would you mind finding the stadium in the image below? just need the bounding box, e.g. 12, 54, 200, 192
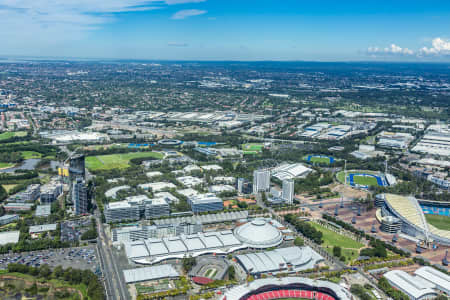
220, 277, 351, 300
336, 170, 396, 189
304, 155, 335, 164
380, 194, 450, 246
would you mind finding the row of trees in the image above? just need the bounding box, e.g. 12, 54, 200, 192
284, 214, 323, 244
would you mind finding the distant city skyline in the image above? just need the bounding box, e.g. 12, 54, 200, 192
1, 0, 450, 61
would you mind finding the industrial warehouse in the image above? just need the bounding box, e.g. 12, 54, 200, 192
235, 246, 324, 275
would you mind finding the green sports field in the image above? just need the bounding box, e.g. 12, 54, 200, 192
351, 175, 379, 186
336, 170, 381, 187
86, 152, 163, 170
242, 143, 263, 154
303, 155, 332, 164
425, 214, 450, 231
0, 131, 27, 140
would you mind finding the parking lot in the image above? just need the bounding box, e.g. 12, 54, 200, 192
0, 246, 99, 272
61, 218, 92, 242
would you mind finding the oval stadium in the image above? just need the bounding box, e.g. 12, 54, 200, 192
220, 277, 351, 300
380, 193, 450, 246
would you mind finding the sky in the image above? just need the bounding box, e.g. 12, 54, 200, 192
1, 0, 450, 61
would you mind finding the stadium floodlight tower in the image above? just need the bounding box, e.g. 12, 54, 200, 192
371, 222, 377, 233
385, 159, 388, 175
443, 250, 449, 266
392, 234, 398, 243
344, 160, 347, 185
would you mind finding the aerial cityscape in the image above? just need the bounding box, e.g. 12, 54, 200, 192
0, 1, 449, 300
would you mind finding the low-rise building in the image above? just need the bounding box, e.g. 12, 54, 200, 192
138, 182, 176, 192
0, 214, 18, 225
4, 202, 33, 211
188, 193, 223, 213
35, 204, 51, 217
177, 176, 204, 187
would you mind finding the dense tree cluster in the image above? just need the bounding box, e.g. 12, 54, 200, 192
7, 263, 105, 300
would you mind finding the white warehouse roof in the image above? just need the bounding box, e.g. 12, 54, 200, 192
414, 266, 450, 295
384, 270, 437, 300
271, 163, 312, 180
123, 264, 179, 283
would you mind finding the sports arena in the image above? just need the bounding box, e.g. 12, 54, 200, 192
380, 194, 450, 246
304, 155, 335, 164
220, 277, 351, 300
337, 170, 396, 189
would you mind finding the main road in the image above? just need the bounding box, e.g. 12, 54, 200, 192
96, 210, 129, 300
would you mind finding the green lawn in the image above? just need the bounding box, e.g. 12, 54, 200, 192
20, 151, 42, 159
309, 222, 364, 262
0, 162, 15, 169
0, 131, 27, 140
425, 214, 450, 231
242, 143, 263, 154
86, 152, 163, 170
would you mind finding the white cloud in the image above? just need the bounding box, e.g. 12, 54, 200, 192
171, 9, 206, 19
419, 38, 450, 56
367, 44, 414, 56
0, 0, 207, 51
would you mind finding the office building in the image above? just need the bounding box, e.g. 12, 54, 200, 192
282, 179, 294, 204
112, 222, 203, 243
69, 154, 85, 180
40, 182, 63, 203
144, 198, 170, 219
20, 184, 41, 202
188, 193, 223, 213
253, 169, 270, 194
237, 177, 244, 194
104, 201, 140, 223
73, 178, 88, 215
